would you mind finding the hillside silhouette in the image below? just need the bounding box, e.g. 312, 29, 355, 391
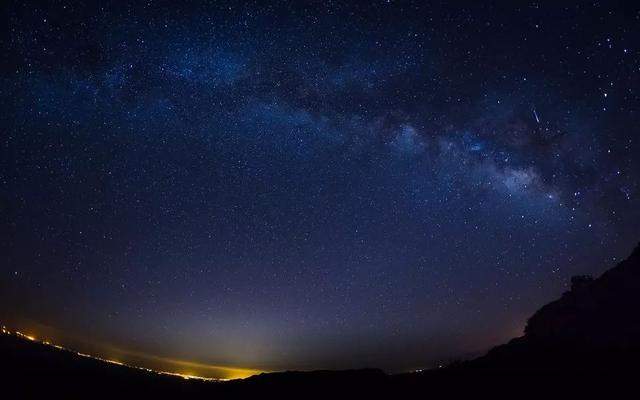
461, 242, 640, 373
3, 243, 640, 398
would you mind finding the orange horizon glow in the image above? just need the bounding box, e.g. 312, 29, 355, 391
3, 326, 264, 381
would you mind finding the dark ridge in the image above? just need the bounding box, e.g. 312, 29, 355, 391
525, 242, 640, 343
461, 242, 640, 373
3, 243, 640, 398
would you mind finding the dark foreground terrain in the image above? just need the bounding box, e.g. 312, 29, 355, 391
3, 243, 640, 398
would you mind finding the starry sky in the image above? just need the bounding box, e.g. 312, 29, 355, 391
1, 1, 639, 376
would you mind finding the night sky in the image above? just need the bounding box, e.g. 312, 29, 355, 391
1, 1, 639, 377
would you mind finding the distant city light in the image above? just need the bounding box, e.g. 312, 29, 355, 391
2, 325, 258, 381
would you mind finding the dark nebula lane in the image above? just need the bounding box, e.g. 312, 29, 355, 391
1, 1, 639, 374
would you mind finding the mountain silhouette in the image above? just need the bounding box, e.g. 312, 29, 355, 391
2, 243, 640, 398
461, 242, 640, 373
525, 243, 640, 346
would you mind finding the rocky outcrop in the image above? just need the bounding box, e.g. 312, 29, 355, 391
524, 243, 640, 347
468, 242, 640, 371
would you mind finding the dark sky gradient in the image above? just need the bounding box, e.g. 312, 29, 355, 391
1, 1, 639, 374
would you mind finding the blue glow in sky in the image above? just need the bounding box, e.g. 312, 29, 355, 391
1, 1, 639, 373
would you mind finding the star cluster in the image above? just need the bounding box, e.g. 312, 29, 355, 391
1, 1, 639, 372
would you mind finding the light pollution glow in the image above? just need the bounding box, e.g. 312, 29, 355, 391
2, 325, 263, 380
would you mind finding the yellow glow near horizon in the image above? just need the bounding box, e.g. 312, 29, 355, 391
2, 326, 263, 381
15, 331, 37, 341
155, 357, 263, 380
